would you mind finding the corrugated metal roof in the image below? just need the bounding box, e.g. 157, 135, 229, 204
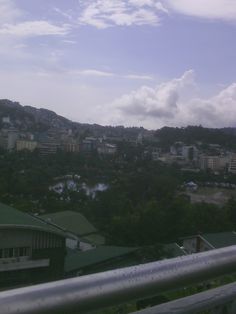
202, 232, 236, 249
164, 243, 186, 257
65, 246, 138, 273
81, 233, 105, 246
0, 202, 65, 236
41, 210, 97, 236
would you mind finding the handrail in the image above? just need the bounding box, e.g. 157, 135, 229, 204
1, 245, 236, 313
133, 281, 236, 314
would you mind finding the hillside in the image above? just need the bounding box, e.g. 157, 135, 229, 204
0, 99, 72, 131
155, 126, 236, 149
0, 99, 148, 138
1, 99, 236, 146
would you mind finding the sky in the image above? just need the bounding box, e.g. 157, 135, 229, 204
1, 0, 236, 129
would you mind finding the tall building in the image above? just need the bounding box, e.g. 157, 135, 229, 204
200, 155, 228, 171
0, 128, 19, 151
229, 155, 236, 174
37, 135, 60, 155
182, 145, 198, 162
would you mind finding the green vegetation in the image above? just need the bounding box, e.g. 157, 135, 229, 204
155, 125, 236, 149
0, 148, 236, 248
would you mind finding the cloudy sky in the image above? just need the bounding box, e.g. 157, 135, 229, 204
1, 0, 236, 129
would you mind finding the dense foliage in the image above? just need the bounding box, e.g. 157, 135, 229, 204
155, 126, 236, 149
1, 148, 236, 247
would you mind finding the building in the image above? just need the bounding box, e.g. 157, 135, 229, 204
184, 181, 198, 192
41, 210, 105, 251
182, 145, 198, 162
63, 142, 79, 153
0, 128, 19, 151
97, 143, 117, 155
136, 133, 143, 145
2, 117, 10, 124
152, 151, 159, 161
163, 243, 186, 258
16, 139, 38, 152
61, 138, 80, 153
37, 135, 60, 155
182, 232, 236, 254
199, 155, 227, 171
81, 137, 98, 152
0, 203, 66, 288
228, 155, 236, 174
157, 154, 185, 165
65, 245, 138, 276
170, 142, 184, 156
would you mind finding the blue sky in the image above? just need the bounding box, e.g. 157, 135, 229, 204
1, 0, 236, 129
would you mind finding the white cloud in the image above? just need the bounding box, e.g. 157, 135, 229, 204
54, 7, 73, 21
129, 0, 168, 13
78, 0, 167, 28
0, 69, 116, 124
77, 69, 115, 77
13, 43, 27, 49
0, 21, 70, 37
165, 0, 236, 21
69, 69, 154, 80
113, 70, 194, 121
0, 0, 22, 24
3, 65, 236, 129
188, 83, 236, 127
62, 40, 77, 44
0, 1, 71, 40
107, 70, 236, 129
129, 0, 155, 6
125, 74, 153, 80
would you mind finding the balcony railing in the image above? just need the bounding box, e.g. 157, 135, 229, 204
1, 245, 236, 314
133, 281, 236, 314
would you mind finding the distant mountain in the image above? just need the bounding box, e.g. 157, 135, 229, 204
0, 99, 148, 138
155, 126, 236, 148
3, 99, 234, 145
0, 99, 73, 132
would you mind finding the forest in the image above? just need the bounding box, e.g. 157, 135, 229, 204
1, 146, 236, 248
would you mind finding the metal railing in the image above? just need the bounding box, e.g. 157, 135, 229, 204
1, 245, 236, 314
133, 281, 236, 314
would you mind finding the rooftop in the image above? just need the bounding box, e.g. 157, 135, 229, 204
81, 233, 105, 246
41, 210, 97, 236
163, 243, 186, 257
202, 232, 236, 249
0, 202, 65, 236
65, 245, 138, 273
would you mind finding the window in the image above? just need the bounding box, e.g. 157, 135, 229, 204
0, 247, 30, 259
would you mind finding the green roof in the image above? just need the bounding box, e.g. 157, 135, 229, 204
41, 210, 97, 236
163, 243, 186, 258
0, 202, 65, 236
81, 233, 105, 246
202, 232, 236, 249
65, 246, 137, 273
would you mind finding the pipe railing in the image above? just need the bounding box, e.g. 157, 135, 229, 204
1, 245, 236, 314
133, 281, 236, 314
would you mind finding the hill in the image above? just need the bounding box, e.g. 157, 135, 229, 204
0, 99, 147, 139
0, 99, 72, 131
1, 99, 236, 146
155, 126, 236, 149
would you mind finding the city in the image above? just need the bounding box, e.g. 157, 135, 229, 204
1, 0, 236, 313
